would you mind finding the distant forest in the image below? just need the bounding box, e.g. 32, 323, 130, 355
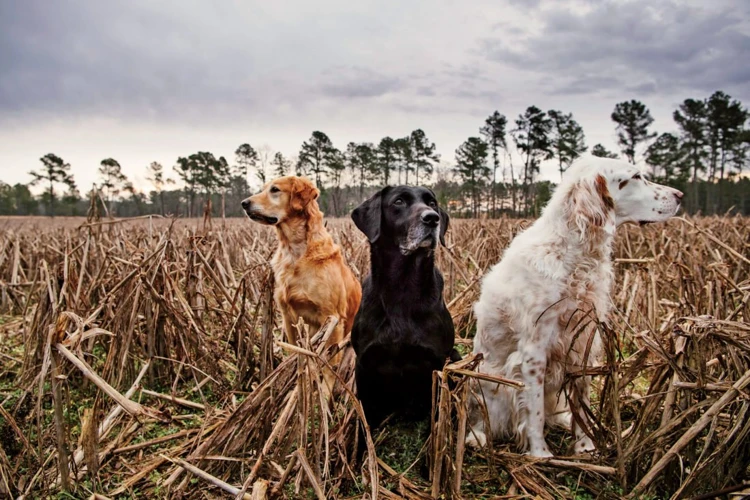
2, 90, 749, 219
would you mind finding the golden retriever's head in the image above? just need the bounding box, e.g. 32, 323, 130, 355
241, 176, 319, 225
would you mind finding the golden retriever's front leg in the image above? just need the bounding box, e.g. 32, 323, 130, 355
280, 304, 299, 345
320, 318, 345, 403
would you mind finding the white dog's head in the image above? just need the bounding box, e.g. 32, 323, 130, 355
559, 156, 683, 234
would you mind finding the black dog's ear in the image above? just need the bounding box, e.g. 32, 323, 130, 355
438, 207, 450, 246
352, 189, 386, 243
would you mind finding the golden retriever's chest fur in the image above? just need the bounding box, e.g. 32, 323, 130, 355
272, 249, 323, 327
244, 175, 361, 398
271, 222, 361, 338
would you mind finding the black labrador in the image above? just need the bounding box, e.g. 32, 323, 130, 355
351, 186, 461, 457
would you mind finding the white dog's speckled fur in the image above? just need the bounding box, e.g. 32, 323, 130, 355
466, 156, 683, 457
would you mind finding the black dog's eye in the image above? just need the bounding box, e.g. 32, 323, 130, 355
428, 200, 437, 208
394, 198, 404, 206
632, 173, 642, 180
270, 186, 280, 193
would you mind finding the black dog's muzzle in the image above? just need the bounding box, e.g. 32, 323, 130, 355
421, 209, 439, 227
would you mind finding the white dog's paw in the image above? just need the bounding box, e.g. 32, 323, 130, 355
573, 436, 596, 454
525, 446, 554, 458
548, 410, 573, 430
465, 430, 487, 449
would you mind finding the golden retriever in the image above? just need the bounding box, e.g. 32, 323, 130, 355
242, 176, 362, 394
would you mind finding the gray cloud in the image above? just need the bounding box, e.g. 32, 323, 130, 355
319, 66, 403, 99
480, 0, 750, 99
550, 76, 623, 96
0, 1, 385, 122
0, 0, 749, 189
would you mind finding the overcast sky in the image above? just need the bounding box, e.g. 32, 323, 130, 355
1, 0, 749, 192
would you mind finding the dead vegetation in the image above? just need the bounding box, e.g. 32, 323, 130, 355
0, 214, 748, 499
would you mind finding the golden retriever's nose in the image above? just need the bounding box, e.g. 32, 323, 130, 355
421, 210, 440, 227
241, 199, 251, 210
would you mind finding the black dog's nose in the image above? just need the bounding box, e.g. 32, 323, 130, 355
241, 199, 251, 210
421, 210, 439, 227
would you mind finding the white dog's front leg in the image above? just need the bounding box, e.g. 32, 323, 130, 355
572, 376, 596, 454
520, 343, 553, 458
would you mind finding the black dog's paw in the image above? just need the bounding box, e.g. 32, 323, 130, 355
419, 456, 431, 481
449, 347, 462, 363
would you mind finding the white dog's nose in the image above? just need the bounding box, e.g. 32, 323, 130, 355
673, 190, 684, 202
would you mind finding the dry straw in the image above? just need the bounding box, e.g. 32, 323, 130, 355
0, 214, 748, 498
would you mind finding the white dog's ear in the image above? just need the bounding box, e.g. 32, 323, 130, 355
569, 174, 615, 235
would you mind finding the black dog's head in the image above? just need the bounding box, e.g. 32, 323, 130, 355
352, 186, 450, 255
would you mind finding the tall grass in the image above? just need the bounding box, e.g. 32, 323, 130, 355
0, 215, 747, 498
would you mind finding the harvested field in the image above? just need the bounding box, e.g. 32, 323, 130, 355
0, 215, 748, 499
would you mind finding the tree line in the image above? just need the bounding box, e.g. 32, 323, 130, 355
1, 90, 749, 219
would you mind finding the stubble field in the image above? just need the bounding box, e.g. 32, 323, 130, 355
0, 214, 748, 499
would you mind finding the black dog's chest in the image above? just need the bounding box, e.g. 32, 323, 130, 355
352, 291, 453, 358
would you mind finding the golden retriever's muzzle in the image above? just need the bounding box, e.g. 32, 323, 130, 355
241, 199, 278, 225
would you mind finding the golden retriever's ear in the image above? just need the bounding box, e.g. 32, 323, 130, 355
352, 188, 386, 243
290, 177, 319, 212
569, 174, 614, 234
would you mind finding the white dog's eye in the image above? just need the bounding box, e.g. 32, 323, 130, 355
632, 173, 642, 180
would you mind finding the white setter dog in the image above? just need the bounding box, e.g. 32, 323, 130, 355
466, 156, 683, 457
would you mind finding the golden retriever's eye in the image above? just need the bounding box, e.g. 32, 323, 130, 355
394, 198, 404, 206
632, 173, 642, 180
270, 186, 280, 193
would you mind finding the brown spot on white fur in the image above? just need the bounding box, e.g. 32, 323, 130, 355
467, 156, 683, 458
595, 175, 615, 211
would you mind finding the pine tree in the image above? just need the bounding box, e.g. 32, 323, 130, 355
99, 158, 129, 213
645, 133, 685, 183
376, 137, 398, 186
454, 137, 490, 217
480, 111, 508, 216
346, 142, 377, 199
674, 98, 707, 212
29, 154, 75, 217
548, 110, 587, 179
235, 143, 259, 190
146, 162, 174, 216
591, 144, 619, 159
394, 137, 414, 184
611, 100, 657, 163
512, 106, 552, 215
409, 129, 439, 184
298, 131, 336, 188
271, 152, 291, 178
705, 91, 748, 182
